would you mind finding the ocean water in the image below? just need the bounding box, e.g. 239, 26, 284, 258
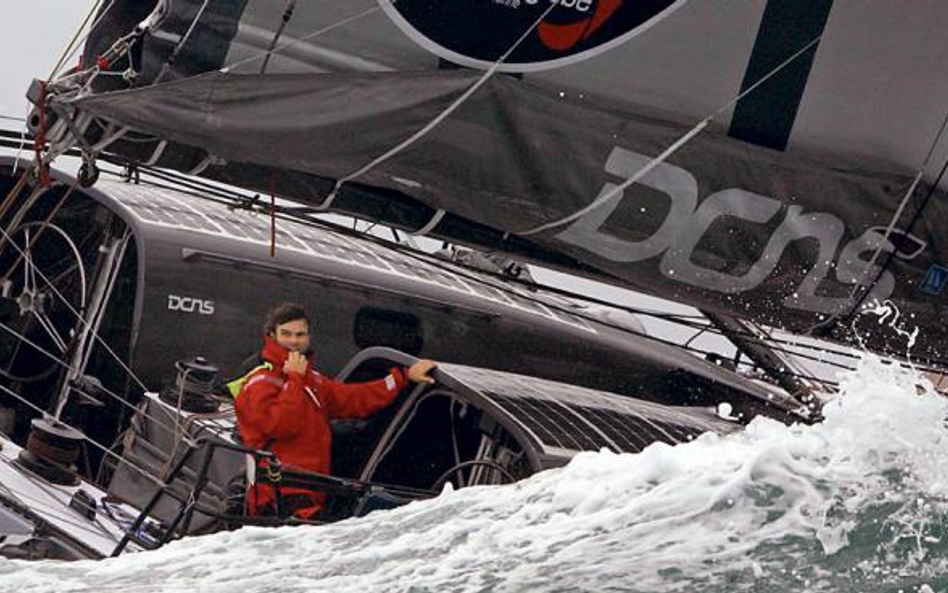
0, 354, 945, 593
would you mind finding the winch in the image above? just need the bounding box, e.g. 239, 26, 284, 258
15, 418, 84, 486
157, 356, 222, 413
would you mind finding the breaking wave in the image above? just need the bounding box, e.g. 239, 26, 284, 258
1, 354, 946, 593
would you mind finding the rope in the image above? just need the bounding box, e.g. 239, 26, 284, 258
114, 164, 892, 378
47, 0, 104, 80
155, 0, 212, 84
0, 183, 45, 256
815, 104, 948, 332
0, 168, 33, 226
12, 106, 32, 173
159, 369, 194, 480
125, 179, 853, 387
55, 0, 119, 79
846, 144, 948, 322
412, 209, 446, 237
316, 1, 560, 211
117, 162, 918, 372
0, 456, 122, 543
0, 381, 167, 489
0, 320, 184, 440
0, 179, 81, 283
92, 159, 937, 378
0, 222, 151, 394
33, 82, 50, 188
260, 0, 297, 75
520, 120, 708, 235
519, 35, 823, 236
222, 6, 382, 73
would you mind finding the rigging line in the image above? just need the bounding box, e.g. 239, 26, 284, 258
12, 106, 32, 173
107, 163, 888, 371
683, 326, 709, 349
30, 310, 69, 354
127, 168, 857, 367
140, 181, 947, 373
48, 0, 104, 80
0, 223, 151, 395
366, 261, 856, 377
0, 184, 45, 256
382, 240, 862, 365
0, 382, 167, 489
260, 0, 297, 75
112, 177, 855, 380
0, 179, 81, 286
116, 167, 911, 370
154, 0, 213, 84
0, 168, 33, 227
56, 0, 120, 78
124, 165, 254, 205
0, 114, 26, 123
106, 174, 249, 217
316, 1, 561, 211
58, 232, 132, 420
13, 110, 35, 171
222, 5, 382, 72
134, 164, 258, 204
519, 34, 824, 236
809, 104, 948, 335
802, 172, 923, 338
0, 451, 122, 541
0, 463, 122, 543
0, 320, 185, 441
846, 143, 948, 323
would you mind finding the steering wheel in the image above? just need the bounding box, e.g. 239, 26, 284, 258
430, 459, 516, 491
0, 220, 88, 382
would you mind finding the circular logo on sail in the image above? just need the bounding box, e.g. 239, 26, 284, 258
379, 0, 688, 72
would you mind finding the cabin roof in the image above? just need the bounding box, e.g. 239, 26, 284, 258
93, 178, 599, 336
435, 362, 738, 456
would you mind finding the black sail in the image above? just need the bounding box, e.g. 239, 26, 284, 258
62, 0, 948, 365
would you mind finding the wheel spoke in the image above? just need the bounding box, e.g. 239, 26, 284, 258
31, 310, 68, 353
0, 221, 88, 382
20, 229, 31, 292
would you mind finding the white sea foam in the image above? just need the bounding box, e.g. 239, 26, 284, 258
1, 355, 946, 593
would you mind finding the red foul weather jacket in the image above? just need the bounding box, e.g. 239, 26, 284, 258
234, 336, 408, 519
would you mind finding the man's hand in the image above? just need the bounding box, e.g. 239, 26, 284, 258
284, 351, 308, 376
407, 359, 437, 385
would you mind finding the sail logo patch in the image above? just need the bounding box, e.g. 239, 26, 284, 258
379, 0, 688, 72
920, 265, 948, 295
555, 146, 900, 316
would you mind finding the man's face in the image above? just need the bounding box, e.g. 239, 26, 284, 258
272, 318, 310, 353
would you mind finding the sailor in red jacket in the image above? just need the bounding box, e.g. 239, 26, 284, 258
233, 303, 437, 520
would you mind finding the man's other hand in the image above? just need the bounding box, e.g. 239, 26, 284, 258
284, 351, 308, 376
408, 359, 438, 385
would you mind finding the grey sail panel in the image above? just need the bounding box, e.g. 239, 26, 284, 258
71, 70, 948, 363
95, 0, 948, 181
60, 1, 948, 363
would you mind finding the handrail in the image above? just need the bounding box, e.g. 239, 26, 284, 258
111, 435, 436, 556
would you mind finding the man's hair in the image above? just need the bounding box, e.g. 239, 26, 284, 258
264, 302, 310, 336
